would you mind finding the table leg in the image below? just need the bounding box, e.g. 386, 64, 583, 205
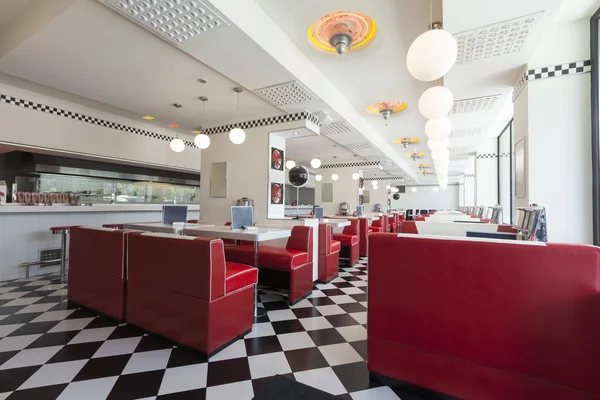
254, 241, 267, 320
51, 231, 68, 284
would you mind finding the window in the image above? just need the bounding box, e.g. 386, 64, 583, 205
497, 120, 514, 224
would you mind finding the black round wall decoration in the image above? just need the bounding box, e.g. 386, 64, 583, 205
289, 166, 309, 188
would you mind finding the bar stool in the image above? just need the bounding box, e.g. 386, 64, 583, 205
50, 225, 78, 283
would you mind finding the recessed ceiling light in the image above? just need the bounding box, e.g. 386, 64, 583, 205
197, 78, 207, 84
294, 131, 299, 135
142, 115, 154, 120
169, 123, 179, 128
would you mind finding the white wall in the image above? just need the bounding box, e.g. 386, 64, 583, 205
391, 185, 459, 210
314, 167, 359, 216
464, 157, 476, 206
476, 137, 499, 206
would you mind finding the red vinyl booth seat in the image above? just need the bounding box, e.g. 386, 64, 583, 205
368, 233, 600, 400
318, 224, 341, 283
370, 215, 389, 234
68, 227, 129, 321
358, 217, 370, 257
225, 226, 313, 304
333, 218, 360, 265
127, 233, 257, 355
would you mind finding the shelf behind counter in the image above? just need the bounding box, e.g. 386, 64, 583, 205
0, 204, 200, 213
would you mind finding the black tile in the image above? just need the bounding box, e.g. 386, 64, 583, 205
338, 303, 367, 313
292, 307, 321, 319
47, 301, 79, 311
342, 276, 363, 282
26, 330, 79, 349
350, 294, 367, 302
326, 314, 360, 328
107, 324, 146, 340
206, 358, 250, 387
333, 361, 379, 393
285, 347, 329, 372
244, 336, 283, 356
107, 370, 165, 400
0, 281, 28, 288
0, 312, 40, 324
157, 388, 207, 399
336, 394, 354, 400
73, 355, 131, 381
251, 373, 295, 396
8, 321, 59, 336
135, 334, 175, 352
350, 340, 367, 360
307, 297, 335, 307
306, 329, 346, 346
262, 301, 290, 311
0, 366, 41, 392
65, 309, 98, 320
271, 319, 305, 335
6, 383, 68, 400
84, 316, 119, 329
167, 347, 208, 368
0, 350, 19, 367
47, 342, 104, 363
34, 296, 67, 304
20, 290, 54, 298
331, 282, 354, 289
320, 288, 346, 297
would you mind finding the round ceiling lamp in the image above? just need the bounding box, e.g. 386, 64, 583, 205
386, 184, 391, 190
308, 11, 377, 55
431, 149, 450, 162
427, 137, 450, 152
433, 187, 440, 192
194, 133, 210, 149
367, 100, 407, 121
371, 180, 378, 186
406, 28, 458, 82
425, 117, 452, 139
352, 173, 360, 180
316, 174, 323, 182
418, 86, 454, 119
411, 187, 418, 193
373, 185, 379, 190
286, 160, 296, 170
229, 88, 246, 145
311, 158, 322, 169
332, 173, 339, 181
170, 138, 185, 153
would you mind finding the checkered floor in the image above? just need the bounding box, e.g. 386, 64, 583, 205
0, 258, 415, 400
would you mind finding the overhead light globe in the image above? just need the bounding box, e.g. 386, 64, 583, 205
332, 173, 339, 181
310, 158, 322, 169
378, 164, 384, 171
352, 173, 360, 180
373, 185, 379, 190
440, 182, 448, 190
371, 180, 378, 186
406, 29, 458, 82
386, 184, 391, 190
425, 117, 452, 139
194, 133, 210, 149
316, 174, 323, 182
286, 160, 296, 169
431, 149, 450, 161
411, 187, 417, 193
169, 138, 185, 153
418, 86, 454, 119
427, 137, 450, 152
229, 128, 246, 144
433, 187, 440, 192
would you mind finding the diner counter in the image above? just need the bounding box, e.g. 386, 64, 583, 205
0, 204, 200, 213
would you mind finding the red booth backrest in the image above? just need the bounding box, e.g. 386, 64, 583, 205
286, 226, 313, 261
369, 233, 600, 396
127, 233, 226, 301
319, 224, 332, 256
70, 227, 127, 279
342, 218, 359, 236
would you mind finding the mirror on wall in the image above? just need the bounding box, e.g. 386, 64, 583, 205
210, 162, 227, 198
321, 183, 333, 202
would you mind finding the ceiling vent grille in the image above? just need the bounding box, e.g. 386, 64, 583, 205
450, 128, 484, 138
345, 142, 374, 152
321, 121, 354, 135
363, 155, 388, 162
454, 12, 543, 64
100, 0, 229, 44
254, 81, 315, 107
451, 95, 500, 114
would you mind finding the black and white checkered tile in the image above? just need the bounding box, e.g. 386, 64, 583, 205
0, 258, 419, 400
513, 60, 591, 101
202, 112, 318, 135
476, 153, 497, 159
320, 162, 381, 169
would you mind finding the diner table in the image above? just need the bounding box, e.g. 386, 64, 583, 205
320, 219, 351, 228
182, 225, 292, 318
123, 222, 214, 234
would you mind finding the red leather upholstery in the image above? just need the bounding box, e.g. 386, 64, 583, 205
318, 224, 340, 283
390, 213, 400, 233
400, 221, 518, 236
187, 220, 198, 223
224, 226, 313, 304
498, 224, 518, 233
222, 222, 236, 246
400, 221, 418, 234
371, 215, 389, 234
368, 234, 600, 400
68, 227, 128, 321
127, 233, 257, 355
333, 218, 359, 265
415, 216, 426, 221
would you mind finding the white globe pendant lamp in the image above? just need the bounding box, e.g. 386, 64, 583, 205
386, 184, 391, 190
310, 158, 322, 169
229, 88, 246, 145
425, 117, 452, 139
194, 133, 211, 149
316, 174, 323, 182
371, 180, 378, 186
170, 137, 185, 153
352, 173, 360, 181
431, 149, 450, 162
332, 173, 339, 181
406, 29, 458, 82
418, 86, 454, 119
286, 160, 296, 170
427, 136, 450, 152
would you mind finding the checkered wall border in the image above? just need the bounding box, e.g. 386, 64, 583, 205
203, 111, 319, 135
465, 173, 475, 178
0, 93, 196, 148
320, 161, 380, 169
513, 60, 591, 101
477, 153, 498, 159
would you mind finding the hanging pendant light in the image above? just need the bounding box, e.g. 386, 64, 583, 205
352, 173, 360, 180
427, 136, 449, 152
170, 103, 185, 153
286, 160, 296, 170
418, 86, 454, 119
229, 88, 246, 145
316, 174, 323, 182
310, 158, 322, 169
332, 174, 339, 181
425, 117, 452, 139
194, 96, 211, 149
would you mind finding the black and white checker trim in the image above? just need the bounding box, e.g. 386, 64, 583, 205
320, 161, 380, 169
203, 111, 319, 135
513, 60, 591, 101
476, 153, 498, 159
465, 173, 475, 178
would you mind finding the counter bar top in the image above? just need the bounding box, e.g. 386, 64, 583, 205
0, 204, 200, 214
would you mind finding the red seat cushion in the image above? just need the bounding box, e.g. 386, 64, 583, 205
259, 247, 309, 271
224, 245, 255, 266
370, 227, 384, 233
225, 262, 258, 294
330, 240, 341, 253
368, 229, 373, 234
333, 233, 358, 246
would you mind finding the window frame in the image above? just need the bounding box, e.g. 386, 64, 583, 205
497, 119, 514, 224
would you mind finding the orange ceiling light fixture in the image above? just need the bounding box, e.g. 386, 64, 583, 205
367, 100, 407, 121
308, 11, 377, 55
394, 137, 420, 148
169, 123, 180, 128
415, 163, 430, 170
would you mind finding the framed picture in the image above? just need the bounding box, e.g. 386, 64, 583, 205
270, 182, 283, 204
515, 137, 527, 198
358, 177, 364, 189
271, 147, 284, 171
